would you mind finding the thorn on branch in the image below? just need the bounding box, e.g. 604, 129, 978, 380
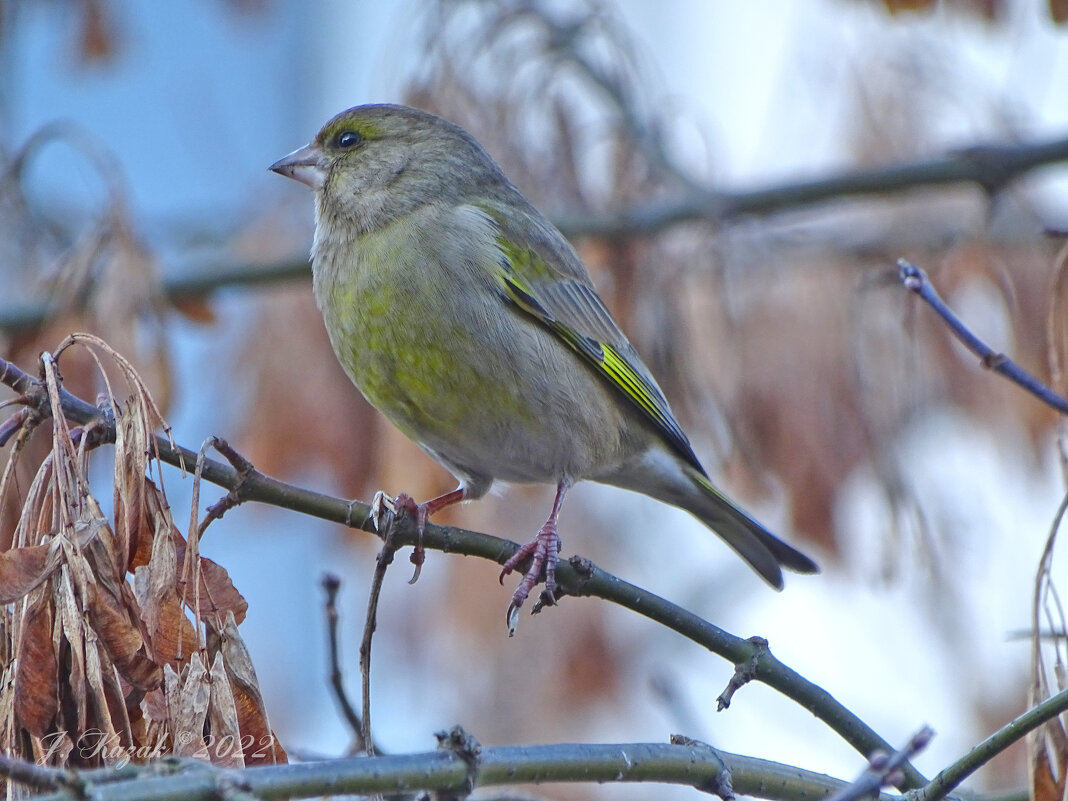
717, 637, 768, 711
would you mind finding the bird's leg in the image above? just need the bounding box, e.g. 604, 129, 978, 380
393, 487, 467, 584
500, 479, 571, 634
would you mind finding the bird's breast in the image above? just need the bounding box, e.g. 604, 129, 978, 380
311, 219, 634, 485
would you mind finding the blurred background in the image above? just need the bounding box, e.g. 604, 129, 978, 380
3, 0, 1068, 798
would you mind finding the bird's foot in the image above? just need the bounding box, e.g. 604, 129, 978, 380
500, 522, 561, 636
369, 488, 467, 585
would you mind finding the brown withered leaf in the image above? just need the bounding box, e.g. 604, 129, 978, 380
206, 651, 243, 767
1032, 736, 1065, 801
82, 634, 124, 765
80, 497, 126, 595
55, 565, 89, 733
13, 588, 58, 737
142, 687, 168, 727
85, 582, 161, 690
165, 657, 210, 760
1053, 0, 1068, 24
135, 577, 195, 670
134, 516, 197, 667
211, 613, 286, 765
94, 644, 137, 759
112, 390, 150, 572
79, 0, 117, 63
0, 544, 55, 604
141, 484, 247, 626
174, 547, 248, 627
171, 295, 216, 324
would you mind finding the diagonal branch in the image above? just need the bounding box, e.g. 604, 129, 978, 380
898, 259, 1068, 415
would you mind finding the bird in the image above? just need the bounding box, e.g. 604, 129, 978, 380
269, 103, 818, 631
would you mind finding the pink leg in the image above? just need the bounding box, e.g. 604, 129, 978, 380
395, 487, 466, 584
500, 480, 571, 632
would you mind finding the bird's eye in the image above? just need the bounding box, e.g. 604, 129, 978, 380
335, 130, 362, 149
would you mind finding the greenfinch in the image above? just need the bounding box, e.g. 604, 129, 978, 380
269, 104, 817, 630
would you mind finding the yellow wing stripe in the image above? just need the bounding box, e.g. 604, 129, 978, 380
496, 268, 702, 472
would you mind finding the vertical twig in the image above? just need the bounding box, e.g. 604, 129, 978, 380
359, 522, 404, 757
321, 574, 365, 753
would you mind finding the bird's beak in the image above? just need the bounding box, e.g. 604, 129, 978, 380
269, 143, 326, 190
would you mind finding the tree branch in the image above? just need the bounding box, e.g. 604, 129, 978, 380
3, 134, 1066, 336
12, 740, 891, 801
554, 135, 1068, 238
898, 258, 1068, 415
913, 686, 1068, 801
0, 352, 926, 789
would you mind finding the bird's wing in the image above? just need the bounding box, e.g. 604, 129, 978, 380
479, 202, 704, 474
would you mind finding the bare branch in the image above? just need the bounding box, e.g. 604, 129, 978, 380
1, 132, 1066, 337
914, 687, 1068, 801
898, 259, 1068, 415
827, 726, 935, 801
14, 740, 891, 801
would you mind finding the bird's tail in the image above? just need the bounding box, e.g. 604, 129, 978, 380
685, 469, 819, 589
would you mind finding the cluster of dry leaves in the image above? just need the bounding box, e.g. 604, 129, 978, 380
0, 335, 285, 782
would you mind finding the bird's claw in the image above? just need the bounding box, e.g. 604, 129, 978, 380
391, 493, 426, 584
367, 491, 426, 583
501, 525, 560, 636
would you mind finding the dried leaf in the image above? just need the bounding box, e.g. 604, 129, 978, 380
206, 652, 243, 767
171, 296, 216, 324
1032, 739, 1065, 801
212, 613, 286, 765
79, 0, 117, 63
13, 590, 58, 737
113, 382, 150, 570
134, 516, 197, 667
0, 544, 55, 604
83, 634, 123, 765
80, 498, 126, 591
56, 565, 89, 733
165, 657, 210, 759
1053, 0, 1068, 24
178, 552, 248, 627
85, 582, 161, 690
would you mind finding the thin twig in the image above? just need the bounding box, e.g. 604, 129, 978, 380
898, 259, 1068, 415
913, 686, 1068, 801
359, 518, 404, 757
320, 573, 365, 752
826, 726, 934, 801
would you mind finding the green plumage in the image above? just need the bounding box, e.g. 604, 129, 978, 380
270, 103, 818, 599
